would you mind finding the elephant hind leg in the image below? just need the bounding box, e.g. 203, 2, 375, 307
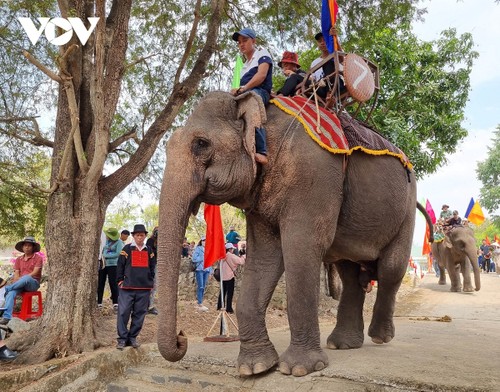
327, 260, 366, 349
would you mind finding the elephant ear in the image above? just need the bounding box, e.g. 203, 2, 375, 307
234, 91, 267, 176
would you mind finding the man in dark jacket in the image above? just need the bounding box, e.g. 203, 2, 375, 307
116, 224, 156, 350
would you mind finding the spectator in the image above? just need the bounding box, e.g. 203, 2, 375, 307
181, 237, 190, 258
231, 27, 273, 165
0, 236, 43, 325
440, 204, 452, 220
116, 224, 156, 350
146, 227, 158, 315
192, 236, 212, 312
479, 240, 491, 273
217, 243, 245, 314
276, 51, 306, 97
0, 336, 17, 361
238, 242, 247, 257
97, 228, 124, 312
188, 241, 196, 257
225, 226, 241, 250
120, 229, 131, 244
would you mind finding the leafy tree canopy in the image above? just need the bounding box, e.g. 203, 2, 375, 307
477, 127, 500, 226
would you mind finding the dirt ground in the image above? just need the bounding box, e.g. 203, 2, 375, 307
0, 276, 415, 373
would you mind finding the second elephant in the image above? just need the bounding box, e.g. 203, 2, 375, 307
431, 226, 480, 292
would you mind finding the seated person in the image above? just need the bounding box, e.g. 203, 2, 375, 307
445, 210, 462, 227
310, 28, 345, 100
0, 236, 43, 325
276, 51, 306, 97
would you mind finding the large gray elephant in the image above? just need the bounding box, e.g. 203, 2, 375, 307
431, 226, 480, 292
156, 91, 418, 377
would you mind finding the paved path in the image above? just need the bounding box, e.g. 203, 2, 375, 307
139, 272, 499, 391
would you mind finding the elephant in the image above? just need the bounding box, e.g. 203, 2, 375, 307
431, 226, 480, 292
156, 91, 419, 377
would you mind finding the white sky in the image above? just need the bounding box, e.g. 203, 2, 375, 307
411, 0, 500, 248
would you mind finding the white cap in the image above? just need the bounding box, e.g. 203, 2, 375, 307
225, 243, 235, 250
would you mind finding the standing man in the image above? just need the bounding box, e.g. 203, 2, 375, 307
116, 224, 156, 349
225, 226, 241, 251
0, 236, 43, 325
231, 27, 273, 165
120, 229, 131, 244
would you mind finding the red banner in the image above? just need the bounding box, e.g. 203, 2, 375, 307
203, 204, 226, 268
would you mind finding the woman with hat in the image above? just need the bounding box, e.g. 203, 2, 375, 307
97, 227, 124, 312
0, 236, 43, 325
216, 243, 246, 314
276, 51, 306, 97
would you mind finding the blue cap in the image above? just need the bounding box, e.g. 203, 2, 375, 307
232, 28, 256, 41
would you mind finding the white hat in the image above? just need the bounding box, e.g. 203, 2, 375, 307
225, 243, 235, 250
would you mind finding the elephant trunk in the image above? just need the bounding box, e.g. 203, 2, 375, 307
467, 246, 481, 291
156, 136, 202, 362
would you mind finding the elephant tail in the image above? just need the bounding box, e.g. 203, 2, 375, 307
417, 202, 434, 243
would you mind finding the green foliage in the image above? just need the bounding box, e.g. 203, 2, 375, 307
477, 127, 500, 225
471, 219, 500, 246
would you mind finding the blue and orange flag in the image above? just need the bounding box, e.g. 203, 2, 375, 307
203, 204, 226, 268
464, 197, 475, 219
321, 0, 339, 53
467, 199, 485, 226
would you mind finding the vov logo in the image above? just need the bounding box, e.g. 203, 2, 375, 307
18, 17, 100, 46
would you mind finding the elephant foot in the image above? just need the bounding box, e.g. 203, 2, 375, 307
450, 286, 462, 292
438, 278, 446, 285
278, 344, 328, 377
463, 285, 474, 293
368, 320, 395, 345
237, 341, 279, 377
327, 327, 364, 349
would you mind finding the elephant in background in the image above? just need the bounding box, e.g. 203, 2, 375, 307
431, 226, 480, 292
156, 91, 418, 377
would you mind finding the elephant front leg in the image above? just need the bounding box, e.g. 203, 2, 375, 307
327, 260, 366, 349
438, 264, 447, 285
237, 218, 283, 376
278, 240, 329, 377
448, 263, 463, 292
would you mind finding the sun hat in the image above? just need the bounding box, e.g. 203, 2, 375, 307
442, 204, 449, 209
15, 236, 41, 253
104, 227, 120, 241
225, 243, 236, 250
278, 51, 301, 68
131, 224, 148, 235
232, 28, 256, 41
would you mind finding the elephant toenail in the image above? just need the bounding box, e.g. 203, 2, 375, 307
292, 365, 308, 377
253, 362, 268, 374
314, 361, 326, 371
278, 362, 291, 375
239, 364, 253, 376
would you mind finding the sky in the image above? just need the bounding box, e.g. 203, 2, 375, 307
411, 0, 500, 249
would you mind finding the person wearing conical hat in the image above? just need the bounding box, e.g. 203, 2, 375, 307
97, 228, 124, 312
0, 236, 43, 325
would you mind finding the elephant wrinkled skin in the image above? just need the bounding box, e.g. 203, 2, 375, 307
157, 91, 417, 377
431, 226, 480, 292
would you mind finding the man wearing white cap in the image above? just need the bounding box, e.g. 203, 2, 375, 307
217, 243, 245, 314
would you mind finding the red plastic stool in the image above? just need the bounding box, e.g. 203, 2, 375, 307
12, 291, 43, 321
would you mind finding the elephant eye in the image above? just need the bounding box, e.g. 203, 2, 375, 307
192, 137, 211, 156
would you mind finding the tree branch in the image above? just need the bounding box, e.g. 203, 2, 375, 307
108, 127, 138, 152
174, 0, 202, 86
0, 116, 54, 147
100, 0, 227, 205
125, 53, 159, 70
23, 51, 63, 83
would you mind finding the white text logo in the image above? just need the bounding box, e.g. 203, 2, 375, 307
18, 17, 99, 46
